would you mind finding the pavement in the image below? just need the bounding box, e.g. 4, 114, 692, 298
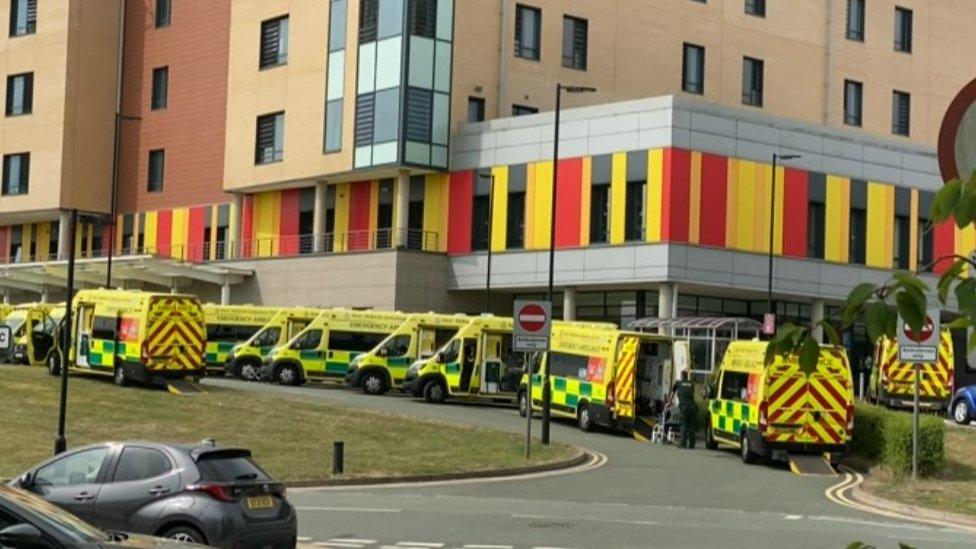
205, 378, 974, 548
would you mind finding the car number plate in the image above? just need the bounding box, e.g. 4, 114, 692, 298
246, 495, 274, 510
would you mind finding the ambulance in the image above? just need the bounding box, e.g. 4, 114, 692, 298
1, 304, 33, 364
223, 306, 320, 380
345, 312, 471, 395
202, 304, 279, 374
262, 309, 408, 385
57, 289, 206, 387
12, 304, 64, 369
868, 331, 954, 411
521, 325, 682, 437
704, 340, 854, 464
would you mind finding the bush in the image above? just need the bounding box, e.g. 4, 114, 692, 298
851, 402, 946, 477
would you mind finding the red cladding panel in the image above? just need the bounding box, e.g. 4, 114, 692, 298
0, 226, 9, 262
556, 158, 582, 248
156, 210, 173, 258
348, 181, 372, 250
662, 148, 691, 242
242, 195, 254, 257
782, 168, 809, 258
279, 189, 300, 256
698, 153, 728, 247
187, 206, 207, 262
933, 220, 956, 275
448, 171, 474, 254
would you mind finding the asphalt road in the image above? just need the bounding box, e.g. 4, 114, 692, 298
205, 378, 972, 549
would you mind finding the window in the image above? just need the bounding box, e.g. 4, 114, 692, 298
327, 330, 387, 353
682, 43, 705, 95
562, 15, 587, 70
9, 0, 36, 37
720, 371, 749, 402
741, 56, 763, 107
894, 7, 912, 53
514, 4, 541, 60
917, 191, 934, 272
894, 215, 910, 270
112, 447, 172, 482
2, 152, 29, 196
155, 0, 172, 28
196, 454, 269, 482
147, 149, 165, 192
892, 90, 910, 136
292, 329, 323, 350
625, 150, 647, 242
744, 0, 765, 17
260, 15, 289, 68
408, 0, 436, 38
849, 208, 866, 264
91, 316, 118, 340
255, 112, 285, 164
151, 67, 168, 110
468, 97, 485, 123
34, 447, 109, 486
807, 202, 825, 259
512, 104, 538, 116
324, 0, 347, 153
844, 80, 863, 126
846, 0, 864, 41
253, 327, 281, 347
548, 353, 590, 379
5, 72, 33, 116
507, 166, 526, 249
471, 170, 491, 251
590, 155, 611, 244
382, 335, 411, 357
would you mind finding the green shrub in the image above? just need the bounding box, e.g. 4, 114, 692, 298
851, 402, 946, 477
852, 402, 886, 460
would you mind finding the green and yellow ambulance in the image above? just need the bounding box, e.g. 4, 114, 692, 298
12, 303, 64, 369
202, 304, 279, 374
345, 312, 471, 395
262, 309, 408, 385
1, 303, 42, 364
223, 306, 320, 380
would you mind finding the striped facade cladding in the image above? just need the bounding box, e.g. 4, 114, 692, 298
114, 203, 231, 262
0, 221, 108, 262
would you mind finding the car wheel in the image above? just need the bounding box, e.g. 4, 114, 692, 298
277, 364, 300, 386
47, 353, 61, 376
705, 419, 719, 450
113, 365, 128, 387
423, 379, 447, 404
362, 371, 387, 395
237, 359, 260, 382
740, 429, 757, 464
518, 391, 529, 418
578, 404, 594, 432
953, 400, 972, 425
160, 525, 206, 545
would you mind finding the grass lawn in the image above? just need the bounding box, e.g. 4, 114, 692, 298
0, 365, 575, 482
862, 424, 976, 517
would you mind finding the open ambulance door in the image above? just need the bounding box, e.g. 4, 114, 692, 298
613, 336, 639, 421
26, 308, 55, 367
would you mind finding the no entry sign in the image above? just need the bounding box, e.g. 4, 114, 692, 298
897, 308, 940, 363
938, 77, 976, 183
514, 300, 552, 352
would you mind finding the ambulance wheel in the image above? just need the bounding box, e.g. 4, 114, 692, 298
518, 391, 529, 418
237, 359, 260, 382
740, 429, 758, 464
114, 365, 128, 387
361, 371, 387, 395
46, 353, 61, 376
276, 364, 301, 386
423, 379, 446, 404
705, 420, 718, 450
953, 400, 972, 425
577, 403, 594, 432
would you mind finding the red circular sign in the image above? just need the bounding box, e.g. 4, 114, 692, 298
938, 77, 976, 183
902, 316, 935, 344
517, 303, 547, 333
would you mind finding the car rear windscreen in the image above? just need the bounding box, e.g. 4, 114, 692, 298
196, 454, 270, 482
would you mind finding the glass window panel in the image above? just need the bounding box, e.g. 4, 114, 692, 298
434, 41, 451, 92
378, 0, 403, 39
432, 92, 449, 145
329, 0, 347, 51
325, 99, 344, 152
431, 145, 447, 167
327, 51, 346, 100
436, 0, 453, 41
278, 18, 289, 62
408, 36, 435, 89
373, 141, 398, 164
375, 37, 402, 90
355, 145, 373, 168
358, 43, 376, 94
405, 141, 430, 164
373, 87, 400, 142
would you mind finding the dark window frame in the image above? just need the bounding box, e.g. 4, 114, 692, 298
259, 15, 290, 69
562, 15, 587, 70
514, 4, 542, 61
892, 90, 911, 136
5, 71, 33, 116
255, 111, 285, 164
147, 149, 165, 193
9, 0, 36, 37
151, 66, 168, 110
745, 0, 766, 17
1, 152, 30, 196
468, 96, 486, 123
844, 79, 863, 127
512, 104, 538, 116
846, 0, 865, 41
155, 0, 172, 28
682, 43, 705, 95
894, 6, 913, 53
741, 56, 764, 107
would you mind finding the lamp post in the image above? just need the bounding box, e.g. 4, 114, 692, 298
543, 83, 596, 445
766, 153, 801, 332
105, 114, 141, 288
480, 172, 496, 313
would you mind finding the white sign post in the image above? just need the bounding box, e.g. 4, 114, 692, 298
897, 308, 941, 480
0, 325, 10, 353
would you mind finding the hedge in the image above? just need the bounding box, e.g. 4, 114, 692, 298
851, 402, 946, 477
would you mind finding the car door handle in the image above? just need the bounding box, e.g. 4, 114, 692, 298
148, 486, 170, 496
73, 491, 95, 501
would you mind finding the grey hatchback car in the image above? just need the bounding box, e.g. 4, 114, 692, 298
10, 441, 296, 548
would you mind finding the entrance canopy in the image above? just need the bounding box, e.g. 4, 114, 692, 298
629, 316, 763, 373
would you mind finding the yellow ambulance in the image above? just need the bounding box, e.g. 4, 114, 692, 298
1, 303, 35, 364
59, 289, 206, 387
868, 331, 954, 411
263, 309, 408, 385
202, 304, 279, 374
223, 306, 320, 380
12, 303, 64, 369
522, 325, 681, 437
345, 312, 471, 395
704, 340, 854, 464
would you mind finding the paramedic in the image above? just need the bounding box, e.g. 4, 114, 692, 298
671, 370, 698, 449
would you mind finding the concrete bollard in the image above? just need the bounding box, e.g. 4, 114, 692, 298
332, 441, 344, 475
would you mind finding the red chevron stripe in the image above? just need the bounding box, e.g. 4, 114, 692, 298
767, 375, 801, 405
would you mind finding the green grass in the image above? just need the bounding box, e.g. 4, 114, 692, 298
862, 423, 976, 517
0, 366, 575, 482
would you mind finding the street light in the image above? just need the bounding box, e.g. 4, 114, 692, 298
766, 153, 801, 333
479, 172, 496, 313
543, 83, 596, 445
106, 113, 142, 289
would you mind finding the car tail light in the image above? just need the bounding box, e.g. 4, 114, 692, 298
758, 401, 769, 434
188, 483, 235, 502
606, 381, 615, 408
846, 404, 855, 432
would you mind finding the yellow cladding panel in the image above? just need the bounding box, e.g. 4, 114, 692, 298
534, 161, 554, 250
35, 223, 50, 260
646, 149, 663, 242
773, 166, 785, 255
688, 152, 702, 245
144, 211, 158, 253
753, 162, 770, 254
254, 192, 280, 257
491, 166, 509, 251
171, 208, 189, 260
725, 159, 739, 249
423, 174, 450, 252
368, 181, 379, 233
334, 183, 350, 251
735, 160, 757, 251
580, 157, 592, 246
825, 176, 851, 262
610, 153, 626, 245
909, 190, 919, 272
956, 225, 976, 276
866, 182, 894, 268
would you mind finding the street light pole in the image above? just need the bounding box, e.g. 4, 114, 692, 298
543, 83, 596, 445
55, 209, 78, 455
483, 172, 495, 314
767, 153, 801, 333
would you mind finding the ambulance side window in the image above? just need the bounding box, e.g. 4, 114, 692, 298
292, 330, 323, 350
91, 316, 119, 341
440, 339, 460, 362
383, 335, 411, 357
720, 371, 749, 402
255, 327, 280, 346
549, 353, 589, 380
433, 329, 457, 349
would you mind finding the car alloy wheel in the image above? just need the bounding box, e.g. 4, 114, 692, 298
518, 391, 529, 418
114, 366, 127, 387
578, 404, 593, 432
239, 362, 258, 381
277, 365, 297, 386
363, 372, 385, 395
169, 533, 195, 543
425, 380, 445, 403
954, 400, 971, 425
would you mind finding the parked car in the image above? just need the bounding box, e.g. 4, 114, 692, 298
10, 440, 296, 548
950, 385, 976, 425
0, 483, 200, 548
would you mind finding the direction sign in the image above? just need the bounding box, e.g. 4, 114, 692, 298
897, 308, 940, 363
0, 325, 10, 351
513, 300, 551, 352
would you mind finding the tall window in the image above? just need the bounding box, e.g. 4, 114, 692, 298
846, 0, 865, 41
590, 155, 611, 244
151, 67, 168, 110
894, 7, 913, 53
562, 15, 587, 70
324, 0, 347, 153
512, 104, 538, 116
147, 150, 165, 192
515, 4, 541, 60
507, 166, 527, 249
408, 177, 425, 249
894, 215, 910, 270
468, 97, 485, 123
376, 180, 393, 249
892, 90, 910, 136
741, 57, 764, 107
625, 151, 647, 242
844, 80, 863, 126
260, 15, 290, 68
1, 152, 29, 195
471, 171, 492, 251
155, 0, 172, 28
682, 43, 705, 95
745, 0, 765, 17
255, 112, 285, 164
807, 202, 825, 259
5, 72, 33, 116
849, 208, 866, 264
917, 191, 934, 272
9, 0, 36, 37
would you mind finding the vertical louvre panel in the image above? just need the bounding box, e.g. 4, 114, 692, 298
409, 0, 436, 37
255, 113, 282, 163
359, 0, 378, 42
355, 93, 376, 147
405, 88, 433, 142
26, 0, 36, 32
260, 18, 282, 67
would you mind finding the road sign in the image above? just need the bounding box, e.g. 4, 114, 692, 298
897, 308, 940, 363
939, 77, 976, 183
0, 325, 9, 351
513, 300, 551, 352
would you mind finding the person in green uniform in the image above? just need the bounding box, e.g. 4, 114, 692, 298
670, 370, 698, 449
